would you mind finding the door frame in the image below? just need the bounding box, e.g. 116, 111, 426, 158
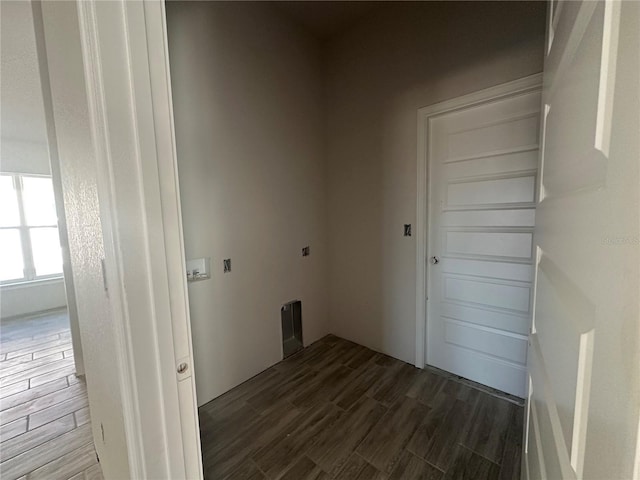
414, 73, 543, 369
39, 0, 203, 477
76, 2, 203, 477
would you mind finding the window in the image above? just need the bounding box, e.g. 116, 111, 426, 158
0, 174, 63, 283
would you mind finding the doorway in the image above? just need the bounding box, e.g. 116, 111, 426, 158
417, 75, 542, 398
0, 1, 100, 477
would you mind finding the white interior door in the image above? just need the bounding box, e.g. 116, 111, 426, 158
525, 1, 639, 479
425, 85, 541, 398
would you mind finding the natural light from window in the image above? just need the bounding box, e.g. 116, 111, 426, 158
0, 174, 63, 282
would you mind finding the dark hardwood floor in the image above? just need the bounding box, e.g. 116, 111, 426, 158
0, 311, 102, 480
199, 334, 523, 480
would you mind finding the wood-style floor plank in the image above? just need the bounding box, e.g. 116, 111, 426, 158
199, 334, 524, 480
245, 365, 318, 414
1, 382, 85, 426
0, 312, 102, 479
2, 336, 69, 361
1, 353, 35, 370
28, 390, 89, 430
84, 463, 104, 480
420, 398, 475, 471
444, 445, 501, 480
280, 456, 330, 480
26, 439, 97, 480
0, 414, 76, 463
406, 368, 449, 407
224, 460, 267, 480
290, 364, 353, 408
74, 406, 91, 427
0, 377, 68, 412
461, 393, 514, 464
0, 416, 28, 443
202, 400, 306, 479
0, 335, 61, 357
0, 353, 64, 379
307, 395, 387, 476
498, 402, 523, 480
334, 453, 387, 480
32, 342, 73, 360
356, 396, 430, 475
29, 363, 76, 388
331, 362, 384, 410
0, 380, 29, 399
252, 402, 342, 479
370, 361, 420, 407
0, 357, 74, 388
388, 450, 443, 480
0, 423, 92, 479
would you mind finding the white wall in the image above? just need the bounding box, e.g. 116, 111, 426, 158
325, 2, 546, 364
0, 140, 51, 176
0, 280, 66, 318
0, 0, 50, 174
0, 1, 68, 320
166, 2, 329, 406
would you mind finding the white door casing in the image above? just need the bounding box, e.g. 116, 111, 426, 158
40, 0, 203, 477
416, 75, 542, 398
78, 1, 203, 477
525, 1, 639, 479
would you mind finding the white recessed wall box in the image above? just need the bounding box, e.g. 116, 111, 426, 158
186, 257, 211, 282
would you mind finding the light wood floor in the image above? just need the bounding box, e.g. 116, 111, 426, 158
199, 335, 523, 480
0, 311, 102, 480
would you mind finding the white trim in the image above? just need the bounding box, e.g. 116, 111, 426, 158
0, 306, 67, 323
75, 1, 202, 477
0, 276, 64, 290
76, 1, 147, 477
141, 1, 203, 476
415, 73, 543, 368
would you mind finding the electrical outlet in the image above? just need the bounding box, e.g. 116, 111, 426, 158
404, 224, 412, 237
302, 246, 310, 257
223, 259, 231, 273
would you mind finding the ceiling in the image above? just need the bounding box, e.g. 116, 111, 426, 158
273, 1, 383, 39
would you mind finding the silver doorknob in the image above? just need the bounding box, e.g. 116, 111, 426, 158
431, 256, 439, 265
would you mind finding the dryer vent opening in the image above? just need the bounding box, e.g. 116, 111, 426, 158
281, 300, 303, 359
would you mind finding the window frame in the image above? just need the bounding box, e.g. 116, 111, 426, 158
0, 173, 63, 285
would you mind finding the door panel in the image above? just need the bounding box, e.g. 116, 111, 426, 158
444, 231, 534, 260
447, 114, 540, 161
525, 1, 639, 479
444, 275, 531, 313
447, 175, 536, 206
441, 302, 530, 337
426, 89, 541, 398
447, 149, 538, 179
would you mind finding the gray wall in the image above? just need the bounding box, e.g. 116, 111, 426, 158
325, 2, 546, 364
167, 1, 546, 404
167, 1, 330, 406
